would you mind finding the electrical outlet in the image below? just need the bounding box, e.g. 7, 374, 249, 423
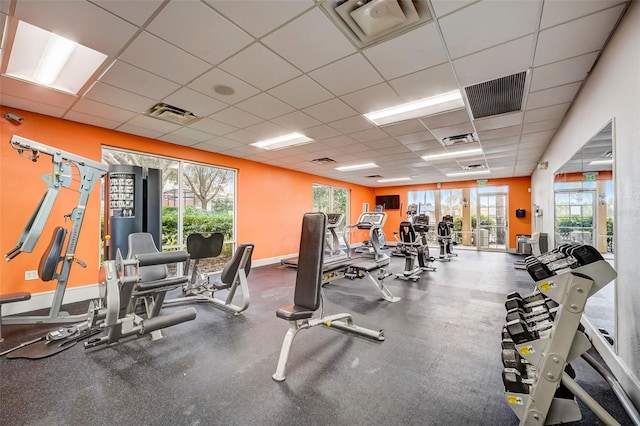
25, 270, 39, 280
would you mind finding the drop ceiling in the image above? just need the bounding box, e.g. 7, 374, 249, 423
0, 0, 629, 186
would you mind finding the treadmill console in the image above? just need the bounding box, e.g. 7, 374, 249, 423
326, 213, 344, 228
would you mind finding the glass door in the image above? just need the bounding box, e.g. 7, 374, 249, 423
554, 189, 596, 246
476, 192, 508, 251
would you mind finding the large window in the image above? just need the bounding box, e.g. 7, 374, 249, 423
313, 183, 350, 243
102, 147, 236, 271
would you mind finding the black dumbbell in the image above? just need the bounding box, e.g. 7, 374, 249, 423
506, 318, 539, 344
502, 368, 532, 394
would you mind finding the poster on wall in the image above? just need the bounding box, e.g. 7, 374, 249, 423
109, 173, 135, 218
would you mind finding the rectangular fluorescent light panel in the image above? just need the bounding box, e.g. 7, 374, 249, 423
422, 148, 482, 162
335, 163, 379, 171
250, 132, 313, 150
445, 170, 491, 177
377, 177, 412, 183
589, 159, 613, 166
4, 21, 108, 94
363, 90, 464, 126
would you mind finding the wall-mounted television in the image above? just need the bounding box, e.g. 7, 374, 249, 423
375, 194, 400, 210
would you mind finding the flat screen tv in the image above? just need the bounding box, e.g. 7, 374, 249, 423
375, 194, 400, 210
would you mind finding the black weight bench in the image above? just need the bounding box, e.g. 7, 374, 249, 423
0, 292, 31, 342
272, 212, 384, 382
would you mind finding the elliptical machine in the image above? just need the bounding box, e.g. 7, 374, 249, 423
393, 212, 436, 280
437, 215, 458, 261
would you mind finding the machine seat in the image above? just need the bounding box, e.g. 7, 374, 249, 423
135, 276, 188, 293
276, 305, 315, 321
38, 227, 67, 282
350, 257, 389, 271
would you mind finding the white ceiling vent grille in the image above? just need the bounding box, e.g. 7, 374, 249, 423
322, 0, 432, 48
145, 102, 199, 125
464, 71, 527, 119
441, 132, 478, 147
311, 157, 337, 164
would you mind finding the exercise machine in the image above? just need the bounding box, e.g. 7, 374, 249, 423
3, 135, 108, 325
501, 243, 638, 425
164, 232, 254, 315
436, 215, 457, 261
321, 211, 399, 302
85, 233, 197, 349
393, 214, 436, 281
281, 213, 348, 268
354, 205, 387, 254
272, 212, 384, 382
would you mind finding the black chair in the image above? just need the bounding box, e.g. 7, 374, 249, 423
272, 212, 384, 382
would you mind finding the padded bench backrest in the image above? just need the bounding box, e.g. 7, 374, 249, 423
127, 233, 167, 282
399, 221, 416, 244
293, 212, 326, 311
220, 243, 254, 284
187, 233, 224, 260
38, 227, 67, 282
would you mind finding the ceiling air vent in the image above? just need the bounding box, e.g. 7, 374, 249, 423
145, 102, 199, 125
441, 132, 478, 147
322, 0, 432, 48
311, 157, 337, 164
463, 164, 485, 170
464, 71, 527, 119
366, 174, 383, 178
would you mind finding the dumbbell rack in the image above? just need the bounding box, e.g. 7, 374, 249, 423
503, 244, 619, 425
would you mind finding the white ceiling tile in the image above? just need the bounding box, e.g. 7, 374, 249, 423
271, 111, 321, 131
167, 127, 214, 143
207, 0, 313, 38
428, 122, 475, 141
300, 124, 341, 140
520, 129, 556, 144
525, 82, 581, 110
474, 112, 523, 132
453, 35, 534, 86
163, 87, 228, 117
395, 131, 437, 145
120, 32, 211, 85
244, 121, 288, 139
116, 123, 166, 139
480, 136, 521, 147
540, 0, 625, 29
328, 116, 375, 134
91, 0, 164, 27
188, 68, 260, 105
381, 120, 428, 137
0, 76, 76, 109
529, 51, 598, 91
522, 118, 562, 134
64, 110, 124, 129
421, 108, 471, 129
340, 83, 401, 114
69, 98, 136, 123
235, 93, 295, 120
219, 43, 302, 90
100, 61, 181, 100
350, 128, 389, 143
2, 93, 67, 117
523, 103, 570, 123
431, 0, 476, 17
534, 4, 626, 66
439, 0, 541, 59
158, 133, 202, 147
268, 75, 334, 109
225, 129, 261, 144
403, 140, 443, 152
364, 138, 403, 149
477, 125, 522, 141
188, 118, 237, 136
209, 106, 263, 127
363, 23, 448, 80
389, 63, 459, 103
302, 98, 358, 123
146, 1, 252, 65
126, 114, 181, 134
0, 3, 8, 14
195, 137, 244, 151
14, 0, 137, 56
262, 7, 355, 72
85, 82, 155, 113
309, 53, 384, 96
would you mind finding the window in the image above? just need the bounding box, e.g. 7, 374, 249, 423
102, 147, 236, 271
313, 183, 350, 243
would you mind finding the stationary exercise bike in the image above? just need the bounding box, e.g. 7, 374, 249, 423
437, 215, 458, 261
393, 213, 436, 280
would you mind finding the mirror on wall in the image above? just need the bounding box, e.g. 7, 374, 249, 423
554, 120, 615, 346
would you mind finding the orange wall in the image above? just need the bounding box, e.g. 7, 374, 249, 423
555, 171, 613, 182
373, 176, 532, 248
0, 107, 374, 295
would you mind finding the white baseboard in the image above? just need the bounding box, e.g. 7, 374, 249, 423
1, 284, 100, 316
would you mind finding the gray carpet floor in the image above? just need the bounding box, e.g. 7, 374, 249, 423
0, 249, 633, 425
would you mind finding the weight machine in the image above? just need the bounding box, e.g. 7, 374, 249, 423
3, 135, 108, 325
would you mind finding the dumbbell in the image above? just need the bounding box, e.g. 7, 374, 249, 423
566, 244, 603, 266
506, 308, 554, 328
505, 292, 547, 312
502, 368, 533, 394
506, 318, 539, 345
501, 348, 530, 370
526, 259, 554, 281
506, 311, 554, 335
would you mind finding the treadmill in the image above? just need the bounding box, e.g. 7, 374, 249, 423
281, 213, 348, 268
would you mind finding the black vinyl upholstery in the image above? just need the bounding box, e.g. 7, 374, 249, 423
399, 221, 417, 244
219, 243, 254, 286
187, 233, 224, 260
38, 227, 67, 282
276, 212, 326, 321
